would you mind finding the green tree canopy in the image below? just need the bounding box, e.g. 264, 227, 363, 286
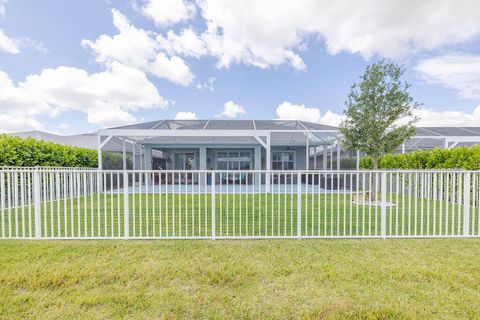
340, 60, 420, 169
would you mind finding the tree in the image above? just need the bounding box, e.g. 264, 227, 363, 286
340, 60, 420, 170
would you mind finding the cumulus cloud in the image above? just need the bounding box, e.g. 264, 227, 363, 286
155, 0, 480, 71
0, 0, 5, 17
141, 0, 196, 27
275, 101, 480, 127
221, 101, 246, 118
415, 54, 480, 100
413, 106, 480, 126
0, 62, 167, 132
276, 101, 344, 126
0, 29, 19, 54
174, 111, 198, 120
157, 28, 207, 58
82, 9, 194, 86
150, 52, 194, 85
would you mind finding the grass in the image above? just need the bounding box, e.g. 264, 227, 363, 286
1, 239, 480, 319
1, 192, 477, 239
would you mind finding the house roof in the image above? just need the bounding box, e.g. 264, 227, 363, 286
103, 119, 340, 146
111, 119, 338, 131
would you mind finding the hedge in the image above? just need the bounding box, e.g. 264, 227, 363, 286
0, 134, 98, 167
360, 145, 480, 170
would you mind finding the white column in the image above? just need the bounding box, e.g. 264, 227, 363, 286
132, 143, 136, 170
323, 144, 327, 170
254, 146, 261, 170
336, 139, 341, 170
199, 147, 207, 170
266, 133, 271, 192
444, 138, 449, 149
330, 146, 333, 169
145, 145, 152, 170
122, 138, 127, 170
97, 134, 102, 170
254, 145, 261, 190
199, 146, 207, 185
313, 147, 317, 170
266, 134, 271, 171
401, 143, 405, 154
139, 145, 143, 170
305, 132, 309, 171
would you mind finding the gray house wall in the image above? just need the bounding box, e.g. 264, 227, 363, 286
145, 144, 307, 171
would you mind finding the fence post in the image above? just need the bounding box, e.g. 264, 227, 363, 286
123, 171, 129, 239
211, 173, 216, 240
33, 170, 42, 239
381, 172, 387, 239
297, 172, 302, 238
463, 171, 470, 237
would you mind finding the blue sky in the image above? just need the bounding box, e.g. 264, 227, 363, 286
0, 0, 480, 134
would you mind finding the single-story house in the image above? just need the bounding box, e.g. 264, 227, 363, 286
97, 119, 341, 172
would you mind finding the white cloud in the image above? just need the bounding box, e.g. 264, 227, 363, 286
413, 106, 480, 126
158, 0, 480, 71
174, 111, 198, 120
150, 52, 194, 86
0, 62, 167, 132
157, 28, 207, 58
221, 101, 246, 118
415, 54, 480, 100
276, 101, 344, 126
0, 29, 19, 54
142, 0, 196, 27
82, 9, 194, 86
82, 9, 157, 68
0, 0, 7, 18
195, 76, 215, 91
276, 101, 480, 128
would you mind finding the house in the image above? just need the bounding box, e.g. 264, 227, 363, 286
97, 119, 341, 171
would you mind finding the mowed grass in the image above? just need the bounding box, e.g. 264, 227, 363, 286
1, 239, 480, 319
1, 192, 476, 238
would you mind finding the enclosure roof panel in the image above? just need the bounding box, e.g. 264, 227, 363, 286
110, 119, 338, 131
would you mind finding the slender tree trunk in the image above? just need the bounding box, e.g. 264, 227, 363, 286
371, 157, 379, 201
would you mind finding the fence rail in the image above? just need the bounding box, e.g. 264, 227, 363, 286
0, 168, 479, 239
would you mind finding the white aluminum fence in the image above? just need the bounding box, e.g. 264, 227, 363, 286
0, 168, 479, 239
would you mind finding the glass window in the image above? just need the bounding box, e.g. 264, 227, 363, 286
272, 151, 295, 170
216, 151, 251, 170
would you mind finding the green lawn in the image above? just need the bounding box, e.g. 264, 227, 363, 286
1, 192, 477, 239
1, 239, 480, 319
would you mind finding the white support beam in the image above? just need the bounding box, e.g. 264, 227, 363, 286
97, 134, 102, 170
323, 144, 327, 170
122, 138, 126, 170
305, 132, 309, 170
449, 141, 460, 149
266, 133, 271, 171
99, 129, 272, 137
401, 143, 405, 154
100, 135, 113, 148
132, 143, 136, 170
254, 136, 267, 149
336, 139, 341, 170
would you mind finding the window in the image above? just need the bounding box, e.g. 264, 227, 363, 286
216, 151, 251, 170
272, 151, 295, 170
174, 152, 195, 170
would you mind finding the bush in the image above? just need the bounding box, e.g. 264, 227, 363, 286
360, 145, 480, 169
0, 134, 97, 167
